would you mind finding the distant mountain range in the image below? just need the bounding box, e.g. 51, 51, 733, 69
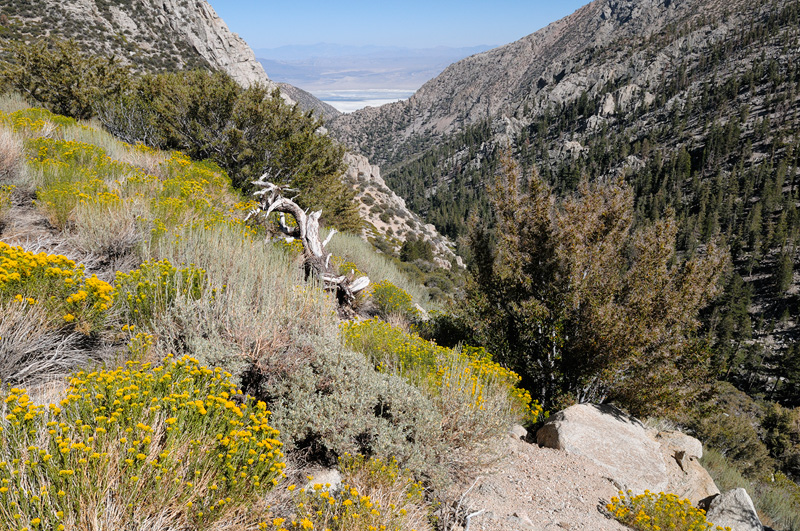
254, 43, 494, 91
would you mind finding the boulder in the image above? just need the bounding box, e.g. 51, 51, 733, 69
656, 430, 704, 459
509, 424, 529, 441
303, 468, 342, 494
706, 488, 763, 531
536, 404, 719, 504
536, 404, 668, 493
656, 430, 719, 506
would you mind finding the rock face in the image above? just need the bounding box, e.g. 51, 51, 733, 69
149, 0, 273, 87
328, 0, 719, 163
706, 489, 764, 531
537, 404, 719, 505
342, 153, 460, 269
5, 0, 277, 90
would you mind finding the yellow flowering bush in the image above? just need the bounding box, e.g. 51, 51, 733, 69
0, 108, 77, 135
25, 134, 248, 241
334, 259, 366, 280
606, 491, 732, 531
370, 280, 419, 320
27, 137, 135, 229
0, 241, 114, 333
114, 259, 210, 329
0, 354, 285, 530
263, 454, 429, 531
342, 318, 541, 424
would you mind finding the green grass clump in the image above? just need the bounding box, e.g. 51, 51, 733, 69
0, 354, 285, 530
606, 491, 731, 531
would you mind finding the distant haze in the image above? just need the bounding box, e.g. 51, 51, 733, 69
256, 43, 493, 90
256, 43, 493, 112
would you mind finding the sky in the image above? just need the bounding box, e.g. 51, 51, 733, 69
208, 1, 590, 50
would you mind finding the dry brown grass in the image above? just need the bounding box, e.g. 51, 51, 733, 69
0, 302, 92, 383
72, 196, 146, 257
0, 126, 24, 182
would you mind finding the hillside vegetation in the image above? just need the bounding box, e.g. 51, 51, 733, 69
1, 0, 800, 528
0, 94, 540, 529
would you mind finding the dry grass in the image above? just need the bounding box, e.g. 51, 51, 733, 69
141, 222, 339, 374
62, 121, 169, 177
0, 126, 24, 182
0, 301, 94, 383
72, 196, 146, 257
0, 91, 33, 114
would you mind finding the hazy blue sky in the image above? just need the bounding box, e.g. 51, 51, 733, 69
208, 1, 590, 49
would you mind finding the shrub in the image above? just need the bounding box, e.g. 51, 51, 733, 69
463, 152, 727, 414
113, 259, 210, 330
0, 355, 285, 530
72, 194, 144, 257
0, 301, 86, 384
264, 454, 431, 531
606, 490, 731, 531
0, 38, 130, 119
0, 241, 114, 334
370, 280, 419, 321
342, 318, 540, 426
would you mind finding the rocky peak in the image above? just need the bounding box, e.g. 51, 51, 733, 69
151, 0, 274, 88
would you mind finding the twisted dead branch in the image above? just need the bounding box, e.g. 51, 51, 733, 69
246, 176, 369, 307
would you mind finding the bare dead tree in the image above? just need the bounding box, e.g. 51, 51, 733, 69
247, 175, 369, 307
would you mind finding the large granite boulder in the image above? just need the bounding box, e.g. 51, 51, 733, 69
536, 404, 719, 505
706, 488, 764, 531
537, 404, 668, 493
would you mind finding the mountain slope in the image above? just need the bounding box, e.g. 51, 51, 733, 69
329, 0, 800, 403
329, 0, 711, 164
0, 0, 273, 88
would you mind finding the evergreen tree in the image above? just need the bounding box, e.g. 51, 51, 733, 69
461, 152, 728, 415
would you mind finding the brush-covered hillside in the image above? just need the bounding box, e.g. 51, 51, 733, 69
0, 0, 461, 271
0, 94, 541, 530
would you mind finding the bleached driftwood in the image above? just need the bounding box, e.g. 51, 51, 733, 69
247, 176, 369, 306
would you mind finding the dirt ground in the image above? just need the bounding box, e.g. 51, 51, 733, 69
449, 432, 630, 531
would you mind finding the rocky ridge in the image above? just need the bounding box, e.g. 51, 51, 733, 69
1, 0, 276, 89
328, 0, 765, 165
342, 153, 461, 269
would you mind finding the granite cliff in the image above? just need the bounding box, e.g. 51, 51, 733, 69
1, 0, 275, 88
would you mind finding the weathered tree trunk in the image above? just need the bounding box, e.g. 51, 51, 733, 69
247, 177, 369, 307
